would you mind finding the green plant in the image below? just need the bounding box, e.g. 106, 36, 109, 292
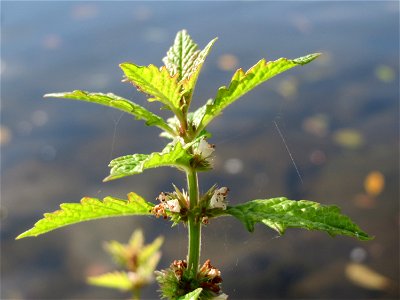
17, 30, 372, 299
87, 229, 163, 300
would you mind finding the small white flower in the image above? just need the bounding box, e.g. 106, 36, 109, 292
196, 139, 215, 158
166, 199, 181, 213
209, 187, 229, 210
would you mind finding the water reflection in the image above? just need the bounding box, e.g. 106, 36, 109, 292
2, 1, 398, 300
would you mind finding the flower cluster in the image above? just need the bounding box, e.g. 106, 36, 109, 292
193, 186, 230, 225
198, 259, 223, 295
191, 139, 215, 169
156, 259, 226, 300
151, 186, 189, 224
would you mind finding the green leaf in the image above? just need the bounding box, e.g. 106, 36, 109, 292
139, 236, 164, 267
44, 90, 173, 133
190, 100, 210, 130
16, 193, 154, 239
226, 198, 373, 241
163, 29, 199, 81
105, 229, 163, 270
162, 30, 217, 108
105, 239, 128, 267
177, 288, 203, 300
180, 38, 217, 97
195, 53, 321, 133
120, 63, 181, 112
105, 141, 192, 181
87, 271, 133, 291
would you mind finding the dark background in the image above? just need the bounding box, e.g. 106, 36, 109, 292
1, 1, 399, 299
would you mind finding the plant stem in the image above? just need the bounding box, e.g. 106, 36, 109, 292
186, 168, 201, 278
132, 288, 140, 300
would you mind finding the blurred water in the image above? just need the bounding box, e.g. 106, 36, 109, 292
1, 2, 399, 299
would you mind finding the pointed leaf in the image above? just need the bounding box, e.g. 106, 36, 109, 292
226, 198, 372, 241
162, 30, 217, 106
181, 37, 217, 102
120, 63, 181, 112
87, 271, 133, 291
128, 228, 145, 250
162, 29, 199, 80
105, 142, 192, 181
16, 193, 154, 239
139, 236, 164, 266
195, 53, 321, 133
104, 240, 129, 267
177, 288, 203, 300
44, 90, 172, 133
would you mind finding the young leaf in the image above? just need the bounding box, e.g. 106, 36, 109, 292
105, 230, 163, 270
226, 198, 372, 241
162, 29, 199, 81
44, 90, 173, 134
162, 30, 217, 108
177, 288, 203, 300
16, 193, 154, 239
181, 38, 217, 103
119, 63, 181, 112
195, 53, 321, 133
105, 141, 192, 181
87, 271, 133, 291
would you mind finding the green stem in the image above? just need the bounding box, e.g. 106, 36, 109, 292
132, 288, 140, 300
186, 168, 201, 278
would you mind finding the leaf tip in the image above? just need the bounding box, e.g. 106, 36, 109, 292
15, 231, 32, 240
15, 234, 24, 240
43, 93, 60, 98
293, 53, 322, 65
358, 232, 375, 241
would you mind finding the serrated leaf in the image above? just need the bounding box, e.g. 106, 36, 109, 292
87, 271, 133, 291
162, 30, 217, 108
44, 90, 172, 133
16, 193, 154, 239
105, 141, 191, 181
177, 288, 203, 300
195, 53, 321, 133
120, 63, 181, 112
226, 198, 372, 241
163, 29, 199, 80
180, 37, 217, 102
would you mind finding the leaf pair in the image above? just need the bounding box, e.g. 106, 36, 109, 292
17, 193, 372, 241
119, 30, 217, 127
45, 30, 320, 143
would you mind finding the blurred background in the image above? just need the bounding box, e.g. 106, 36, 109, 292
1, 2, 398, 299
